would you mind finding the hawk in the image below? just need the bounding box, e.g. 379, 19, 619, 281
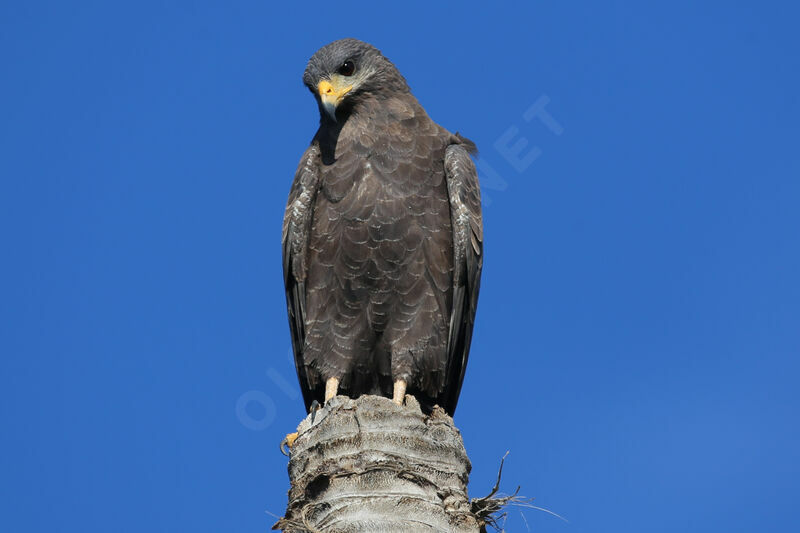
283, 38, 482, 416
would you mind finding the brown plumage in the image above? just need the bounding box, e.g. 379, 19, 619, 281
283, 39, 482, 415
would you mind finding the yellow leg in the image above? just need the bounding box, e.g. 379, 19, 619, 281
392, 379, 407, 406
325, 377, 339, 403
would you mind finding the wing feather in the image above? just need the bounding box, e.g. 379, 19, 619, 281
443, 143, 483, 415
282, 144, 322, 411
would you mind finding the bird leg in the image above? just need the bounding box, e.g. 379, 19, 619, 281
324, 377, 339, 404
392, 379, 407, 406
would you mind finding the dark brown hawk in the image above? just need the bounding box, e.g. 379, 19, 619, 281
283, 38, 482, 416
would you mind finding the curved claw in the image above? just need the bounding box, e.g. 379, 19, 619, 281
310, 399, 320, 424
280, 432, 299, 457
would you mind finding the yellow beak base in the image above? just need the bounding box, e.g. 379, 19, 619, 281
317, 79, 352, 119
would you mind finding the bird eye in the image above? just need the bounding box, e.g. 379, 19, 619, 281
338, 60, 355, 76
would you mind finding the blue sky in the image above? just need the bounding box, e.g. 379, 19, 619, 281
2, 2, 799, 532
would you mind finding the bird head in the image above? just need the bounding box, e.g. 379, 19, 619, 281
303, 38, 410, 122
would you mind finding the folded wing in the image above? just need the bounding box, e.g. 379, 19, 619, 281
442, 143, 484, 415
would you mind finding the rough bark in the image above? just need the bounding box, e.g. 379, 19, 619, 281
274, 395, 484, 533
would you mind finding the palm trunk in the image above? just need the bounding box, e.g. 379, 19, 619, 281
274, 395, 488, 533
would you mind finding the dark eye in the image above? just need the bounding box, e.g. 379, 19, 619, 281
338, 60, 355, 76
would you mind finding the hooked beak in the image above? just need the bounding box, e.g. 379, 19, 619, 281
318, 79, 352, 121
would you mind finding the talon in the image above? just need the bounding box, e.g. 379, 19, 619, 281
310, 399, 320, 424
280, 432, 299, 456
